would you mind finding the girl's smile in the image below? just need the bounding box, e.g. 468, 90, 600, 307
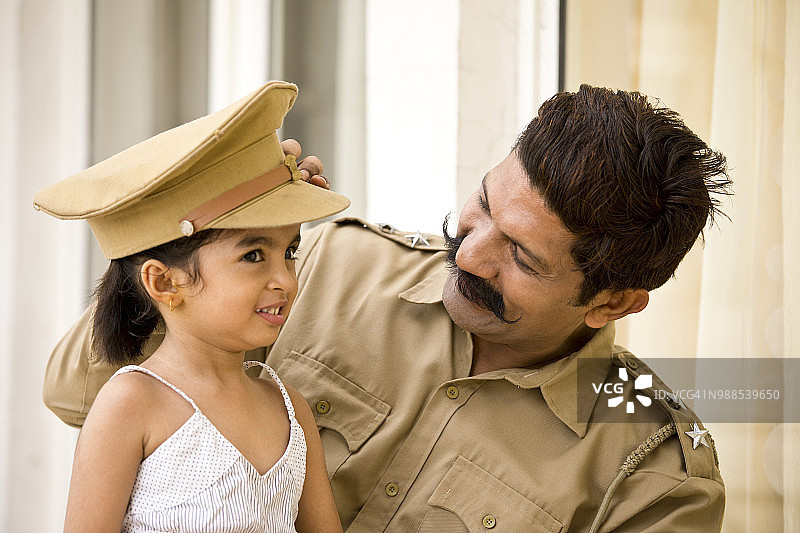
256, 300, 289, 326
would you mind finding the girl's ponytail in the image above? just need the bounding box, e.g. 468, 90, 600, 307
91, 257, 159, 365
89, 228, 224, 365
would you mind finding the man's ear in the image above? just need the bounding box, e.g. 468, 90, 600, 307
140, 259, 181, 309
584, 289, 649, 329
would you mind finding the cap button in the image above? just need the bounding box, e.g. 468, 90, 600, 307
179, 219, 195, 236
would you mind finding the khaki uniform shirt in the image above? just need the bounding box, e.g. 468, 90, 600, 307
43, 218, 724, 532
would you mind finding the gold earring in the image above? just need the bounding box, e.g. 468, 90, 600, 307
169, 297, 174, 312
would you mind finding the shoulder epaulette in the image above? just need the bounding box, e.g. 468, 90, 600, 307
611, 349, 719, 479
334, 217, 447, 251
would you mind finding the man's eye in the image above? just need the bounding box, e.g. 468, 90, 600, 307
285, 246, 300, 260
242, 250, 264, 262
477, 194, 490, 213
511, 243, 537, 274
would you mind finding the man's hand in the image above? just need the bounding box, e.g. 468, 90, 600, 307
281, 139, 330, 190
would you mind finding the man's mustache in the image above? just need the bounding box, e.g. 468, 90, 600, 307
442, 216, 520, 324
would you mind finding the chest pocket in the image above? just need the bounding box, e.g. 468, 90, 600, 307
419, 456, 563, 533
277, 351, 391, 475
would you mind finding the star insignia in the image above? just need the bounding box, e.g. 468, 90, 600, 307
405, 231, 430, 248
684, 422, 710, 449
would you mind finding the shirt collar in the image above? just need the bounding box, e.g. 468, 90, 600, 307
503, 323, 615, 438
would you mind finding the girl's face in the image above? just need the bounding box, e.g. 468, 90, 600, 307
170, 225, 302, 354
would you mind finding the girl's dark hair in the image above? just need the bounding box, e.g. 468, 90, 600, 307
91, 229, 225, 365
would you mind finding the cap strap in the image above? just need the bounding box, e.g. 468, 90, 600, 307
179, 155, 302, 236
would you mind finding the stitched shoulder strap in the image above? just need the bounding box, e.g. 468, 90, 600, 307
112, 365, 199, 411
333, 217, 447, 251
243, 361, 295, 418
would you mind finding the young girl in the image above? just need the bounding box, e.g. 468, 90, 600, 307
34, 82, 348, 532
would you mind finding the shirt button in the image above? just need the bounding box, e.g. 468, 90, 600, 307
446, 385, 459, 399
315, 400, 330, 414
482, 515, 496, 528
625, 359, 639, 371
385, 483, 399, 497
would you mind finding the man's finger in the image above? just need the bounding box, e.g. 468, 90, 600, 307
280, 138, 302, 158
308, 175, 331, 190
297, 155, 323, 178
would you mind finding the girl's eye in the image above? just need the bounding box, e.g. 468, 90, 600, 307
285, 246, 300, 261
242, 250, 264, 262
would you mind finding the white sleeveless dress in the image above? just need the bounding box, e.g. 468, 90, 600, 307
111, 361, 306, 533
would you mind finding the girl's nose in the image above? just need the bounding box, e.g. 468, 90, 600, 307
266, 259, 297, 295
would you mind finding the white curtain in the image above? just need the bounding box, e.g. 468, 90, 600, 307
700, 0, 798, 529
566, 0, 799, 530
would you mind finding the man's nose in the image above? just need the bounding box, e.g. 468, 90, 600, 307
455, 228, 500, 280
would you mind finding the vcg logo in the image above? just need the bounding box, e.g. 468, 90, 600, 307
592, 367, 653, 414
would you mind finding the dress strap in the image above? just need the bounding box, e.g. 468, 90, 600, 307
112, 365, 200, 411
243, 361, 295, 418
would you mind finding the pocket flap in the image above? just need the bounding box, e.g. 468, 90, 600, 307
278, 351, 391, 452
428, 456, 563, 533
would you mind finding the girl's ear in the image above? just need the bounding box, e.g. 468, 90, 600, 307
140, 259, 182, 309
584, 289, 649, 329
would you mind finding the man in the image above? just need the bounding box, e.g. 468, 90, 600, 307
44, 85, 729, 531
